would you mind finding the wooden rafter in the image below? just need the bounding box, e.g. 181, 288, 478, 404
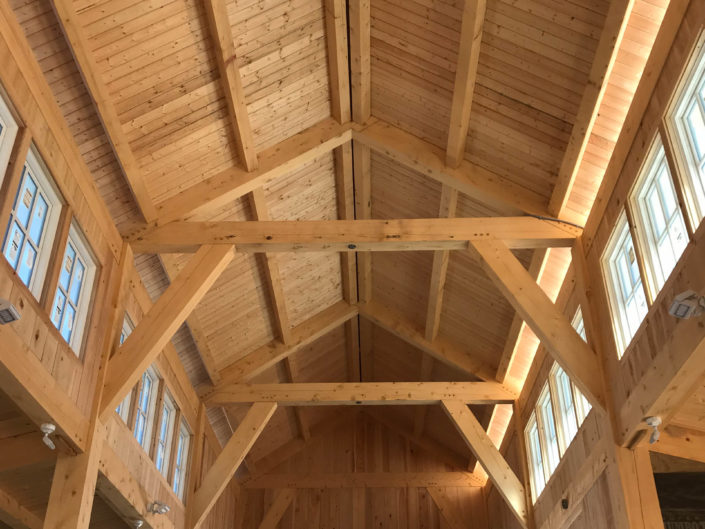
257, 489, 296, 529
353, 120, 548, 216
334, 143, 362, 381
427, 487, 474, 529
49, 0, 157, 222
445, 0, 487, 167
208, 301, 358, 387
246, 472, 483, 489
470, 239, 604, 410
324, 0, 351, 123
360, 301, 495, 381
650, 427, 705, 464
101, 245, 234, 419
0, 433, 55, 472
442, 400, 527, 528
203, 0, 258, 171
156, 118, 353, 223
547, 0, 635, 218
203, 382, 517, 407
190, 402, 277, 529
128, 217, 581, 253
160, 255, 221, 384
349, 0, 370, 123
0, 485, 41, 529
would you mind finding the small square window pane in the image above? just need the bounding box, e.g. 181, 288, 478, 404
686, 102, 705, 160
17, 244, 36, 286
52, 290, 66, 328
60, 304, 76, 342
28, 195, 48, 245
59, 243, 76, 291
69, 259, 85, 305
15, 174, 37, 229
4, 222, 24, 268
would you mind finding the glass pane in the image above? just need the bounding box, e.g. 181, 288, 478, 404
528, 424, 545, 496
646, 186, 667, 237
616, 254, 632, 300
59, 243, 76, 291
135, 414, 146, 445
556, 369, 578, 443
15, 172, 37, 229
657, 166, 678, 217
28, 194, 48, 245
51, 290, 66, 329
17, 243, 36, 286
4, 221, 24, 268
60, 303, 76, 342
69, 259, 85, 305
686, 101, 705, 161
539, 393, 560, 474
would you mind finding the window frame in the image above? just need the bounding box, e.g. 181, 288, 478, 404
0, 89, 19, 188
525, 411, 546, 503
154, 391, 177, 478
601, 212, 649, 357
172, 420, 192, 502
2, 145, 62, 299
535, 384, 561, 477
548, 364, 579, 455
133, 366, 159, 452
666, 32, 705, 224
629, 134, 689, 298
50, 221, 97, 355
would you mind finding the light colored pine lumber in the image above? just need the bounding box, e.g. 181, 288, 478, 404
446, 0, 487, 167
470, 238, 604, 410
49, 0, 157, 222
257, 489, 296, 529
427, 487, 470, 529
204, 381, 516, 406
190, 402, 277, 529
441, 400, 527, 528
324, 0, 351, 123
349, 0, 370, 123
0, 486, 42, 529
203, 0, 259, 170
246, 472, 483, 489
101, 245, 234, 419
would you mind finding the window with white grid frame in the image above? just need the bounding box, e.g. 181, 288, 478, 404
525, 411, 546, 502
172, 420, 191, 501
133, 366, 158, 452
536, 385, 560, 476
2, 147, 62, 299
549, 364, 578, 454
155, 392, 177, 478
50, 222, 96, 354
0, 90, 18, 188
630, 135, 688, 297
668, 34, 705, 223
115, 316, 134, 424
602, 213, 649, 356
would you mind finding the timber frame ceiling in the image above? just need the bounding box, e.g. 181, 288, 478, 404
8, 0, 667, 505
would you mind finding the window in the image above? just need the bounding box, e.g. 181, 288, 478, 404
134, 367, 158, 451
630, 136, 688, 296
50, 223, 97, 354
115, 316, 134, 423
536, 386, 560, 475
2, 147, 61, 298
525, 412, 546, 502
571, 307, 586, 340
172, 421, 191, 501
155, 392, 176, 478
550, 365, 578, 453
0, 92, 18, 187
602, 213, 648, 356
668, 35, 705, 222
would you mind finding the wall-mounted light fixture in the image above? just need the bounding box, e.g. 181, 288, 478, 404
669, 290, 705, 319
40, 423, 56, 450
147, 501, 170, 515
645, 416, 662, 444
0, 298, 20, 324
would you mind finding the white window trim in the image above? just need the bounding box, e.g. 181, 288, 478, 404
629, 134, 688, 298
54, 222, 97, 355
601, 212, 648, 357
571, 306, 586, 341
173, 421, 191, 501
666, 31, 705, 224
135, 366, 159, 452
0, 90, 19, 188
3, 146, 62, 299
155, 392, 177, 478
525, 411, 545, 503
536, 384, 560, 478
548, 364, 578, 456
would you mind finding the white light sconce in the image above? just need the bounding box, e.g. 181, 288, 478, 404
40, 423, 56, 450
645, 416, 662, 444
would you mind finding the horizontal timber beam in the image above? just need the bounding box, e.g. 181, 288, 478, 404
155, 118, 353, 223
128, 217, 581, 253
0, 485, 42, 529
359, 301, 495, 381
650, 427, 705, 464
203, 382, 517, 407
353, 119, 548, 216
244, 472, 484, 489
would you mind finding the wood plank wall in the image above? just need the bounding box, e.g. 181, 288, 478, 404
240, 412, 487, 529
